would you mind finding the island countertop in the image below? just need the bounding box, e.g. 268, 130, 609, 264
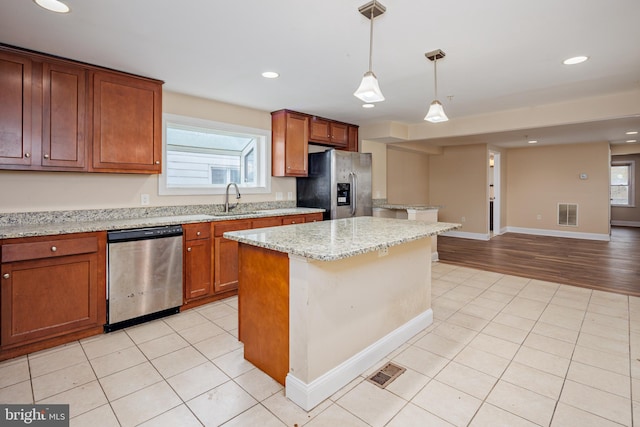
223, 216, 460, 261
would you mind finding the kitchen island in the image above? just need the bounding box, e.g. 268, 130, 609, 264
224, 216, 459, 410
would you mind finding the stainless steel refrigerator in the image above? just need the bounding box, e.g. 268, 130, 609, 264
296, 149, 372, 220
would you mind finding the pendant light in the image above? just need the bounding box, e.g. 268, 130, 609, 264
424, 49, 449, 123
354, 1, 386, 103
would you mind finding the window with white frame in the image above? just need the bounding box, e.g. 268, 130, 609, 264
160, 114, 270, 195
611, 161, 635, 207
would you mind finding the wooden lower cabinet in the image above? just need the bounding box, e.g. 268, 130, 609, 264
0, 232, 106, 359
213, 220, 252, 294
183, 223, 213, 302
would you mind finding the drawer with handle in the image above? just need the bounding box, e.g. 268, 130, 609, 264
1, 236, 98, 263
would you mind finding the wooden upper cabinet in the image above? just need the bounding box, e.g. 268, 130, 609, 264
272, 110, 308, 177
42, 61, 86, 169
0, 50, 32, 166
91, 71, 162, 173
348, 125, 359, 152
309, 117, 348, 148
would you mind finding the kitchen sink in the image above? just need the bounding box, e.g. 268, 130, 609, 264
211, 211, 258, 217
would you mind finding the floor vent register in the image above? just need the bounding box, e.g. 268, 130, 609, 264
366, 362, 406, 389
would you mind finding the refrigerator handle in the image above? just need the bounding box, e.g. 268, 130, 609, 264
350, 172, 357, 216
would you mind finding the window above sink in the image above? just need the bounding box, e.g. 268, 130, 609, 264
159, 114, 271, 196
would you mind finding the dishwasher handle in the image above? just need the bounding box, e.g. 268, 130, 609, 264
107, 225, 183, 243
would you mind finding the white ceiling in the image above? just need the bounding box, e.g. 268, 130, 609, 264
2, 0, 639, 148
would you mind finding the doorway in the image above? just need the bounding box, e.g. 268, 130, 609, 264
489, 152, 501, 236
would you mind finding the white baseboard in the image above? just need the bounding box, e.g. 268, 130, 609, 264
441, 230, 490, 241
431, 251, 439, 262
285, 309, 433, 411
505, 226, 610, 241
611, 220, 640, 227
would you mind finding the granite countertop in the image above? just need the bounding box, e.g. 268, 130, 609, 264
376, 204, 440, 210
223, 216, 460, 261
0, 208, 324, 239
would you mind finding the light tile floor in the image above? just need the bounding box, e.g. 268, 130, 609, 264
1, 262, 639, 426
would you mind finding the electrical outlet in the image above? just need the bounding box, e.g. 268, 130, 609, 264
140, 194, 150, 206
378, 246, 389, 257
536, 214, 542, 220
287, 191, 294, 200
461, 216, 466, 222
275, 192, 283, 201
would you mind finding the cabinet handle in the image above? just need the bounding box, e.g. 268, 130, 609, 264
51, 246, 57, 252
155, 160, 160, 165
2, 274, 9, 279
44, 154, 50, 159
24, 153, 31, 158
187, 247, 192, 252
196, 231, 201, 236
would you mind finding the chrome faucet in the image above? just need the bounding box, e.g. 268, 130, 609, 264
224, 182, 241, 212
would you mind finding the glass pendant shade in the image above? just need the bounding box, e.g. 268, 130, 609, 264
424, 100, 449, 123
354, 71, 385, 103
34, 0, 70, 13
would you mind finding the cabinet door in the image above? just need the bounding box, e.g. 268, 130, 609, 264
1, 253, 102, 348
42, 61, 86, 169
348, 126, 359, 152
0, 51, 32, 166
284, 112, 308, 176
214, 237, 240, 293
282, 215, 306, 225
91, 71, 162, 173
252, 217, 282, 229
329, 122, 348, 147
309, 117, 331, 143
184, 238, 213, 301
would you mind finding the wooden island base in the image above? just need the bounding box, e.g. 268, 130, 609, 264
237, 238, 433, 411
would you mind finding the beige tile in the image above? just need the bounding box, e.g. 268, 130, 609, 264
224, 296, 238, 309
0, 380, 33, 404
70, 404, 119, 427
28, 343, 87, 378
177, 320, 226, 344
523, 333, 575, 358
162, 309, 209, 331
138, 332, 189, 359
99, 361, 163, 401
80, 330, 134, 359
469, 403, 539, 427
486, 380, 556, 426
501, 362, 564, 399
531, 321, 579, 343
32, 360, 96, 401
591, 290, 629, 307
213, 347, 255, 378
560, 380, 632, 426
111, 381, 182, 427
471, 296, 508, 311
137, 404, 203, 427
89, 346, 147, 378
572, 345, 630, 376
518, 280, 558, 303
435, 361, 497, 399
501, 297, 547, 321
262, 390, 332, 426
412, 379, 482, 427
550, 294, 590, 311
513, 346, 570, 377
151, 346, 207, 378
414, 332, 466, 359
212, 312, 239, 331
538, 306, 584, 331
387, 403, 455, 427
186, 381, 257, 427
551, 402, 625, 427
125, 320, 174, 344
567, 361, 631, 398
492, 312, 535, 332
454, 346, 510, 378
588, 302, 629, 319
392, 346, 448, 378
38, 380, 107, 419
337, 380, 407, 427
167, 361, 230, 401
330, 376, 364, 402
433, 322, 478, 344
577, 332, 629, 356
384, 367, 430, 401
584, 312, 629, 331
468, 333, 520, 359
459, 302, 500, 320
479, 290, 515, 303
0, 356, 30, 388
223, 404, 288, 427
447, 312, 489, 331
193, 331, 243, 360
481, 321, 528, 344
235, 367, 283, 401
198, 302, 237, 321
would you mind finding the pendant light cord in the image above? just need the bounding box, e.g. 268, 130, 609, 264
368, 0, 375, 72
433, 59, 438, 100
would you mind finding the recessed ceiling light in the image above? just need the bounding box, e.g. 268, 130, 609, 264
528, 140, 538, 144
627, 139, 638, 143
563, 56, 589, 65
34, 0, 70, 13
261, 71, 279, 79
626, 131, 638, 135
362, 104, 375, 109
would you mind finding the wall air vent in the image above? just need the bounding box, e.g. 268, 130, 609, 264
558, 203, 578, 226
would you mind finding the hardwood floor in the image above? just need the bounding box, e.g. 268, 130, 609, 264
437, 226, 640, 297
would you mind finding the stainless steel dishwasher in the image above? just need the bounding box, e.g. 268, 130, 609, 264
105, 225, 183, 332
